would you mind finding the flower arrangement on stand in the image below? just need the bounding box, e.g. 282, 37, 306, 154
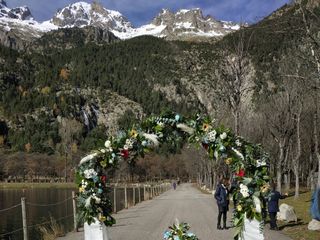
76, 111, 270, 239
163, 222, 199, 240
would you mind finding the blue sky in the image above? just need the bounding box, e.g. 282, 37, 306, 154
7, 0, 290, 26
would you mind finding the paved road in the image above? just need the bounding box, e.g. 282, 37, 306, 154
58, 184, 292, 240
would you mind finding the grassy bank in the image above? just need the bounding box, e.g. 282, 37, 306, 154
279, 191, 319, 240
0, 182, 77, 189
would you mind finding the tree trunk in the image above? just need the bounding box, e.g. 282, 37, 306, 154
310, 152, 315, 191
277, 139, 286, 193
294, 165, 299, 199
284, 171, 291, 193
284, 144, 291, 193
234, 108, 240, 136
294, 107, 302, 199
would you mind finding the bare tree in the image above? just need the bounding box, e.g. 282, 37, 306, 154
216, 30, 254, 135
299, 2, 320, 187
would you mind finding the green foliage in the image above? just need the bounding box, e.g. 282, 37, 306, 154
76, 111, 270, 239
1, 2, 319, 156
80, 125, 108, 152
164, 222, 199, 240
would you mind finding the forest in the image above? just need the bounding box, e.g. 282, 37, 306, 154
0, 0, 319, 196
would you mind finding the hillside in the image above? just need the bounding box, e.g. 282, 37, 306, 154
0, 1, 319, 159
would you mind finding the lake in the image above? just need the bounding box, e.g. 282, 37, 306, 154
0, 188, 75, 240
0, 185, 146, 240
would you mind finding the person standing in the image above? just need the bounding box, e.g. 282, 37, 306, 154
214, 178, 230, 230
267, 183, 288, 230
173, 181, 177, 190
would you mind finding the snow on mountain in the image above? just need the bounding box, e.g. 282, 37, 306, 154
51, 1, 133, 32
0, 0, 33, 20
112, 8, 240, 40
0, 1, 241, 46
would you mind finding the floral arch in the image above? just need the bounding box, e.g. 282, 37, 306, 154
76, 112, 270, 239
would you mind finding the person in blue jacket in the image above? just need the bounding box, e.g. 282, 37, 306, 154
310, 188, 320, 220
267, 182, 288, 230
214, 178, 230, 230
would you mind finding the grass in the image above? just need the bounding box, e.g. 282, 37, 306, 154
279, 190, 319, 240
0, 182, 77, 189
38, 216, 65, 240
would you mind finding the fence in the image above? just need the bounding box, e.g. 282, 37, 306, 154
0, 182, 171, 240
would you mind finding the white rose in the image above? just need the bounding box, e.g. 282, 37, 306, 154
104, 140, 111, 148
220, 132, 227, 140
240, 184, 249, 198
123, 145, 129, 150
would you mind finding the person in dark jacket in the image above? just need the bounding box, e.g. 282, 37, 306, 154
214, 178, 230, 230
267, 183, 288, 230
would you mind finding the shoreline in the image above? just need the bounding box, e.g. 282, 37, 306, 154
0, 182, 77, 189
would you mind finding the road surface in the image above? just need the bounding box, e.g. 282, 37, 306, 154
58, 183, 292, 240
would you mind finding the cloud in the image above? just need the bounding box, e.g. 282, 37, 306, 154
6, 0, 291, 26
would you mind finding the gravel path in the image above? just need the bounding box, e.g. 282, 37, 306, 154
58, 183, 292, 240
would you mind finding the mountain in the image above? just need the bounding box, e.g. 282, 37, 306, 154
0, 1, 240, 50
2, 1, 318, 156
112, 8, 239, 40
51, 1, 133, 32
0, 0, 33, 20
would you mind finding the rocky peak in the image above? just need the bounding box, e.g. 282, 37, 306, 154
8, 6, 33, 20
51, 1, 133, 32
147, 8, 239, 40
0, 1, 33, 20
152, 8, 174, 25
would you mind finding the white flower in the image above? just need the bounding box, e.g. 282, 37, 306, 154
79, 153, 98, 165
220, 132, 227, 140
81, 180, 88, 187
176, 123, 195, 135
143, 133, 159, 146
207, 130, 217, 142
235, 139, 242, 147
240, 184, 249, 198
85, 196, 92, 208
256, 159, 267, 167
232, 147, 244, 160
123, 145, 129, 150
100, 149, 106, 153
106, 147, 113, 152
157, 122, 164, 127
125, 139, 134, 149
84, 169, 97, 179
253, 196, 262, 213
104, 140, 111, 148
93, 196, 101, 204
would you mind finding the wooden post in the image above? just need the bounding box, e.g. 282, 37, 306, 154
124, 184, 128, 209
113, 186, 117, 213
138, 184, 141, 203
21, 197, 28, 240
133, 185, 136, 206
72, 191, 78, 232
143, 185, 146, 201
